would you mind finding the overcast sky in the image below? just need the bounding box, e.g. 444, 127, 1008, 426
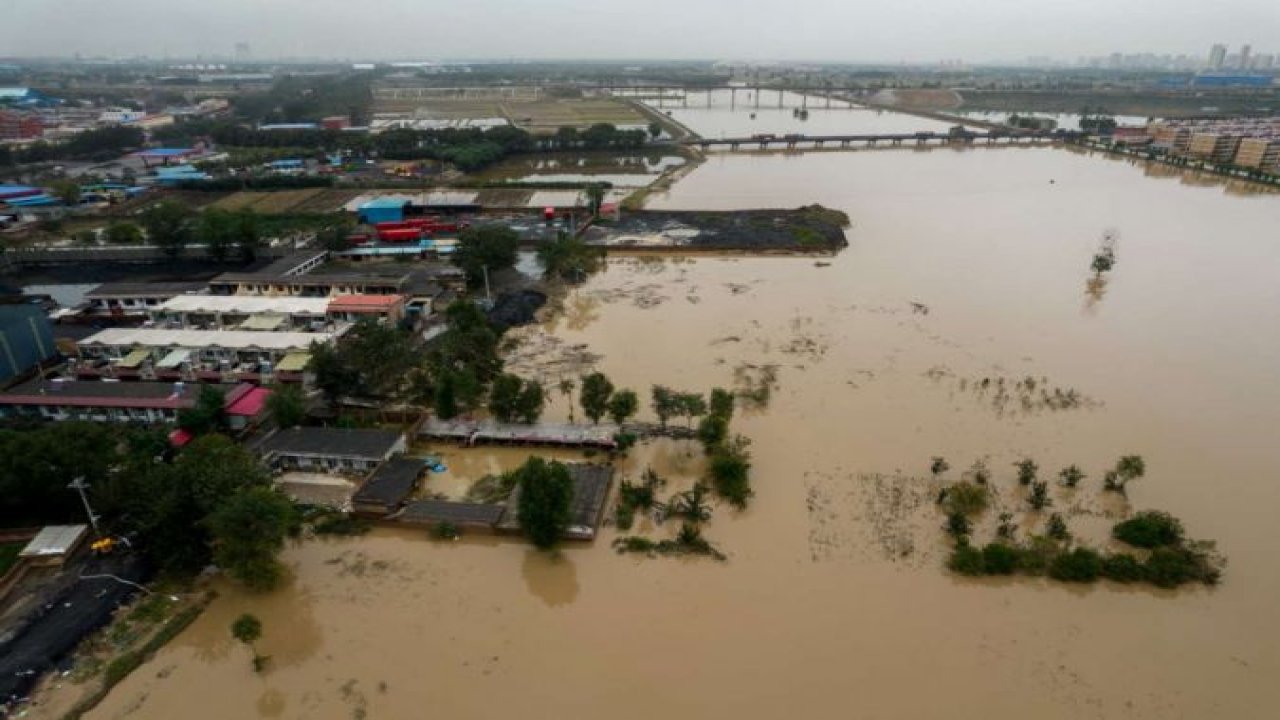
2, 0, 1278, 63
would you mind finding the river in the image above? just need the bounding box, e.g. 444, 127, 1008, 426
53, 100, 1280, 720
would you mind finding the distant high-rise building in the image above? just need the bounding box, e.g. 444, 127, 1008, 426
235, 42, 251, 61
1239, 44, 1251, 70
1209, 44, 1227, 69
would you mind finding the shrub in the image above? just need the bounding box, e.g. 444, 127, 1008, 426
1144, 546, 1221, 588
943, 482, 988, 517
947, 542, 986, 576
981, 543, 1020, 575
1016, 536, 1058, 576
945, 511, 971, 539
1046, 513, 1071, 541
1101, 553, 1144, 583
1048, 547, 1103, 583
1113, 511, 1184, 549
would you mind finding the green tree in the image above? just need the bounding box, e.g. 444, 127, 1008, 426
1013, 458, 1037, 486
651, 385, 677, 428
317, 222, 354, 252
536, 232, 603, 283
1058, 464, 1085, 488
488, 373, 525, 422
579, 372, 614, 424
1049, 547, 1103, 583
708, 435, 752, 508
433, 371, 460, 420
207, 486, 296, 591
231, 613, 265, 671
1113, 511, 1183, 548
454, 225, 519, 286
667, 482, 713, 524
674, 392, 707, 428
515, 381, 545, 424
197, 208, 238, 262
708, 387, 735, 422
50, 180, 81, 206
104, 221, 143, 244
1046, 512, 1071, 541
697, 414, 729, 450
308, 340, 360, 404
140, 200, 194, 258
515, 458, 574, 550
178, 385, 229, 436
606, 389, 638, 426
584, 183, 606, 216
558, 378, 576, 423
648, 121, 663, 140
1028, 480, 1052, 510
266, 384, 306, 429
234, 209, 262, 262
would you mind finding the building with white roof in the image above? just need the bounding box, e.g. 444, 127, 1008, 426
75, 328, 339, 380
150, 295, 334, 331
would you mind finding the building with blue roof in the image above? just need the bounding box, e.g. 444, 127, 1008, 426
357, 197, 411, 224
0, 87, 54, 107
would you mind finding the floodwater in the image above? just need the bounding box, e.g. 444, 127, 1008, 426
640, 88, 963, 138
475, 153, 685, 188
58, 110, 1280, 719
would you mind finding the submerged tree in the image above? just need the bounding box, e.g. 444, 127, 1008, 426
579, 372, 614, 424
515, 458, 574, 550
1058, 464, 1085, 488
231, 613, 265, 672
207, 486, 296, 591
607, 389, 639, 426
930, 456, 950, 481
1013, 458, 1038, 486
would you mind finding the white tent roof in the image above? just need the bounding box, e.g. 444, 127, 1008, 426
79, 328, 333, 351
157, 295, 331, 315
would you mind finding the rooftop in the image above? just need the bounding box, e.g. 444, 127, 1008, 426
353, 456, 426, 510
225, 386, 271, 417
157, 295, 331, 316
19, 525, 88, 558
328, 294, 406, 311
85, 282, 207, 299
397, 500, 505, 528
259, 426, 404, 460
80, 328, 333, 351
0, 379, 245, 410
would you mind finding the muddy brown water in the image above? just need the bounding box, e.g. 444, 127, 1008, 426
45, 133, 1280, 718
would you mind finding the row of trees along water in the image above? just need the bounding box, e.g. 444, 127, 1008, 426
154, 121, 655, 172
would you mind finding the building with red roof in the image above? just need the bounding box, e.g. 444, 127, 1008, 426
327, 294, 407, 325
0, 379, 268, 426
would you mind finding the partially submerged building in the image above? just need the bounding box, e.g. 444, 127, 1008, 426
257, 427, 407, 473
352, 456, 427, 515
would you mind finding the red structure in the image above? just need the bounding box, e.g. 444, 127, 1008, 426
321, 115, 351, 130
0, 110, 43, 140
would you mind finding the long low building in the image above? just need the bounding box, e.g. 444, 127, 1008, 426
257, 427, 408, 473
150, 295, 334, 331
84, 282, 208, 317
74, 327, 337, 382
0, 379, 266, 425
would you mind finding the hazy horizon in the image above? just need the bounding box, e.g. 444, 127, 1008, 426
2, 0, 1279, 65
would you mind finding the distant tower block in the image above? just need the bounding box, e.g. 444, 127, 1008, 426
235, 43, 251, 61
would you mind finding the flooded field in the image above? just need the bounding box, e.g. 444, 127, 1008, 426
634, 88, 963, 137
474, 152, 686, 188
48, 118, 1280, 718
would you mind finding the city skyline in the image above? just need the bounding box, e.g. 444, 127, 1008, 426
2, 0, 1279, 65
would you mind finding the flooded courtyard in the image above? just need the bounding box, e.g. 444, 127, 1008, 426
51, 112, 1280, 719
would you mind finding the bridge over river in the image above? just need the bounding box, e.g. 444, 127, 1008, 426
683, 129, 1079, 151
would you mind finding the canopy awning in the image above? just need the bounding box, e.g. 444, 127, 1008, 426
116, 349, 151, 368
276, 352, 311, 373
239, 313, 287, 331
156, 349, 191, 369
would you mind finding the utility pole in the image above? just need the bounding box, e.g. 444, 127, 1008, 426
68, 475, 101, 536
